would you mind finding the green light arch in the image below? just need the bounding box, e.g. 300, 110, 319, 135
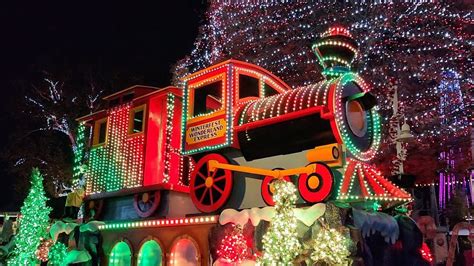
109, 241, 132, 266
137, 240, 163, 266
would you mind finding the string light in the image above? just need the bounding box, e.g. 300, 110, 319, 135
72, 122, 86, 181
217, 224, 252, 263
420, 242, 433, 263
35, 238, 53, 262
310, 227, 351, 265
86, 104, 145, 194
47, 242, 68, 266
98, 215, 217, 230
337, 158, 412, 204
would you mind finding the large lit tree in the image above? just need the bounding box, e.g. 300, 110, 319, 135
260, 180, 301, 264
174, 2, 472, 183
8, 168, 52, 265
5, 73, 104, 198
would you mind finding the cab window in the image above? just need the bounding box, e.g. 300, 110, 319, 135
193, 81, 222, 116
93, 118, 108, 146
239, 74, 260, 99
263, 82, 279, 97
129, 105, 146, 134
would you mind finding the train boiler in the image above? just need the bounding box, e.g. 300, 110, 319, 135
182, 27, 410, 213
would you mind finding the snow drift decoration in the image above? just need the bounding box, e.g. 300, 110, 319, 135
64, 249, 92, 264
352, 208, 399, 244
49, 220, 104, 243
50, 221, 78, 243
219, 204, 326, 227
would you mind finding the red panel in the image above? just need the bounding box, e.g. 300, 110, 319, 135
168, 96, 183, 186
143, 95, 166, 186
362, 165, 386, 196
357, 165, 370, 197
340, 161, 356, 195
144, 89, 184, 188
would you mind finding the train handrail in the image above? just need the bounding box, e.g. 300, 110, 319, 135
208, 160, 317, 179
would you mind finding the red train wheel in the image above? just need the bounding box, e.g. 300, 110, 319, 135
298, 162, 333, 203
190, 153, 233, 213
133, 190, 161, 218
261, 172, 291, 206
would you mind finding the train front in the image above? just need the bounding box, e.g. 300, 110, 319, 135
235, 27, 410, 208
236, 27, 380, 162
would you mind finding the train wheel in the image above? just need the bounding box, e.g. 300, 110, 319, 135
84, 199, 103, 220
133, 190, 161, 218
190, 153, 233, 213
261, 169, 291, 206
298, 162, 333, 203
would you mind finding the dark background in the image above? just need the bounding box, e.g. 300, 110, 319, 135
0, 2, 205, 210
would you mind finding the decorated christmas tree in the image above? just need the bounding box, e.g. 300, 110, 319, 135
217, 224, 251, 263
174, 2, 472, 184
310, 227, 351, 265
48, 242, 68, 266
8, 168, 52, 265
260, 180, 300, 264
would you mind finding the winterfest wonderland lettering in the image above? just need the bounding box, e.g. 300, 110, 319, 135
186, 119, 226, 144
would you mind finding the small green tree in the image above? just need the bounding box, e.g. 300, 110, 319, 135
260, 180, 301, 264
8, 168, 52, 265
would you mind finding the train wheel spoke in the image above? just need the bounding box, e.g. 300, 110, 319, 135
213, 185, 224, 194
206, 163, 212, 177
199, 187, 209, 203
194, 183, 206, 189
209, 187, 214, 205
197, 172, 207, 180
213, 175, 226, 182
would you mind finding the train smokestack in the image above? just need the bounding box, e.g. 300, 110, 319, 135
312, 26, 359, 78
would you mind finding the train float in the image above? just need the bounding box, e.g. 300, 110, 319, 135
74, 27, 412, 265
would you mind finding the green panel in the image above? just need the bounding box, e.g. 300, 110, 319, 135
137, 240, 162, 266
109, 241, 131, 266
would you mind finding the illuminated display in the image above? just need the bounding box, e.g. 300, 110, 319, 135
98, 215, 217, 230
337, 158, 411, 203
72, 122, 86, 180
109, 241, 132, 266
86, 104, 145, 194
137, 240, 163, 266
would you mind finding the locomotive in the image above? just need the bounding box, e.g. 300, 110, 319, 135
79, 26, 410, 220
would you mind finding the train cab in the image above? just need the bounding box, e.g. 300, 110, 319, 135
181, 59, 292, 155
78, 85, 187, 218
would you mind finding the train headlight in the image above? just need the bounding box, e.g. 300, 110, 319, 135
346, 99, 367, 138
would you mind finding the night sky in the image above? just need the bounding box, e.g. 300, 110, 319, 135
0, 2, 205, 210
